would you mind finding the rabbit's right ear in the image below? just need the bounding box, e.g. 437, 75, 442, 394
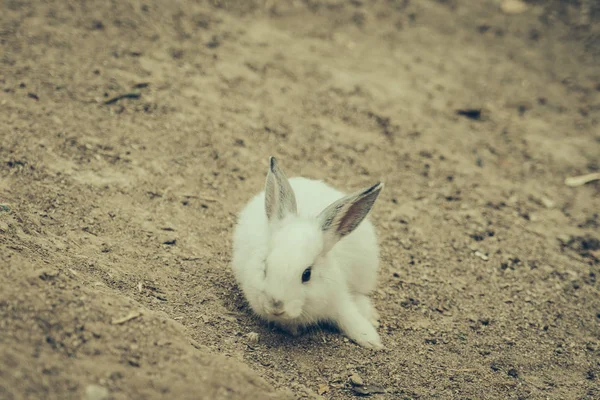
265, 157, 297, 223
318, 182, 383, 254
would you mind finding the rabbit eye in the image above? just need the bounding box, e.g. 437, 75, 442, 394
301, 267, 312, 283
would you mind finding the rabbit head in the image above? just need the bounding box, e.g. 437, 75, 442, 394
258, 157, 383, 322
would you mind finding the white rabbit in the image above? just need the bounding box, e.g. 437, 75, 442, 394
231, 157, 384, 349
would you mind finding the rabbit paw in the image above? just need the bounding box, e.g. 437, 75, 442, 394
350, 323, 384, 350
337, 301, 384, 350
355, 294, 381, 328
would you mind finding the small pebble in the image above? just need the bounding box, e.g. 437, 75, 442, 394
350, 373, 364, 386
541, 197, 555, 209
501, 0, 528, 14
85, 384, 109, 400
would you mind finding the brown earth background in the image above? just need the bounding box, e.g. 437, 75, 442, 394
1, 0, 599, 399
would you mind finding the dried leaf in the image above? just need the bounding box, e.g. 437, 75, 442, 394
317, 384, 329, 395
246, 332, 260, 343
565, 172, 600, 187
111, 311, 142, 325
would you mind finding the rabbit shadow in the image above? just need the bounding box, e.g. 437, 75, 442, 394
226, 283, 344, 349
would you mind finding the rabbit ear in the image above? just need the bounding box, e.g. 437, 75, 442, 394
265, 156, 298, 223
318, 182, 383, 253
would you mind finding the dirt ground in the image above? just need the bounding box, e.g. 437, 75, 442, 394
1, 0, 599, 399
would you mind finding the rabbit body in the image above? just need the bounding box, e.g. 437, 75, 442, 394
232, 159, 383, 349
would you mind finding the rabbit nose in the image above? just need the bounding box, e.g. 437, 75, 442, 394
271, 299, 284, 309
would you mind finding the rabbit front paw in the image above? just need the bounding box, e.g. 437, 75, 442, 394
337, 301, 384, 350
350, 325, 383, 349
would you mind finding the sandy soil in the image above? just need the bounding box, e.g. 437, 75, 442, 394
1, 1, 599, 399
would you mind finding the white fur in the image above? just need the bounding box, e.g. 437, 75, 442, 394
232, 171, 383, 349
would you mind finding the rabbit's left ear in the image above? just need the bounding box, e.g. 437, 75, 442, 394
264, 157, 297, 223
318, 182, 383, 253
